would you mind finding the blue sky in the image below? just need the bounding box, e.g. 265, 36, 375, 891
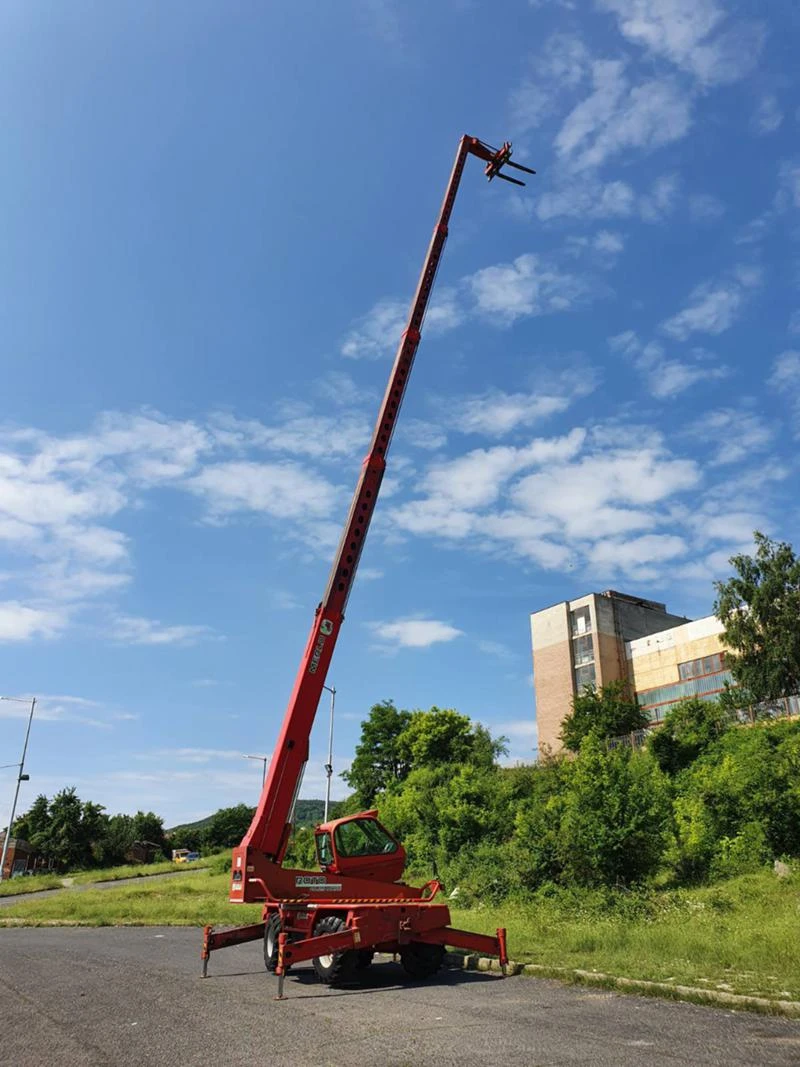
1, 0, 799, 826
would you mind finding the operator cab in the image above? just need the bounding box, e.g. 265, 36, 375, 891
315, 810, 406, 882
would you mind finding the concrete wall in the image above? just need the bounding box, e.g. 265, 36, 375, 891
530, 601, 574, 755
531, 590, 697, 755
626, 615, 726, 693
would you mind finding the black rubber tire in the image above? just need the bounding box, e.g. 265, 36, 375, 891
264, 913, 281, 973
311, 915, 358, 986
400, 942, 445, 980
355, 949, 375, 970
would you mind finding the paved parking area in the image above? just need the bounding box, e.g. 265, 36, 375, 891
2, 927, 799, 1065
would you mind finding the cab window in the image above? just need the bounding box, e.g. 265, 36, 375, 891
316, 831, 333, 868
333, 818, 398, 857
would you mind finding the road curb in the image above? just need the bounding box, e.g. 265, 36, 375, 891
445, 953, 800, 1018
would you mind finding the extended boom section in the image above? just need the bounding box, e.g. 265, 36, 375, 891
204, 135, 533, 993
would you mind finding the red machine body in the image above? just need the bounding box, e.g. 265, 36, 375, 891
202, 136, 533, 992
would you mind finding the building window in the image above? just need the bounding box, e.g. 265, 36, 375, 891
638, 669, 733, 720
575, 663, 596, 690
678, 652, 725, 680
573, 633, 594, 666
570, 606, 591, 637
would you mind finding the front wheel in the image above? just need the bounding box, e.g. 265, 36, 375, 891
264, 913, 281, 973
311, 915, 357, 986
400, 942, 445, 980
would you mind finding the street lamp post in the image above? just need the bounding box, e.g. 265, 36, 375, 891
242, 753, 269, 788
322, 685, 336, 822
0, 696, 36, 882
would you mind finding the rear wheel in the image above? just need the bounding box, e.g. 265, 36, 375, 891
400, 941, 445, 980
311, 915, 357, 986
263, 913, 281, 973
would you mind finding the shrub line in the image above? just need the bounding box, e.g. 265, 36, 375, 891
446, 953, 800, 1018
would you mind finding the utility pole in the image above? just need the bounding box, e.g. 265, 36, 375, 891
243, 753, 269, 787
322, 685, 336, 822
0, 696, 36, 882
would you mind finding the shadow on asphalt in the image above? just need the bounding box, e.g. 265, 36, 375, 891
206, 961, 501, 999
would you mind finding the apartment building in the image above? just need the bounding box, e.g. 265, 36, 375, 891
530, 590, 689, 754
531, 589, 800, 753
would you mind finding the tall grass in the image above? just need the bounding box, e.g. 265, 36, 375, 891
451, 872, 800, 1000
0, 873, 63, 897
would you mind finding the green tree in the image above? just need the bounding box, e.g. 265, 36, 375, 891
168, 825, 205, 852
341, 700, 412, 807
397, 706, 507, 770
669, 720, 800, 881
557, 735, 671, 886
31, 788, 108, 870
560, 680, 648, 752
649, 698, 734, 774
12, 794, 50, 843
714, 531, 800, 704
203, 804, 255, 849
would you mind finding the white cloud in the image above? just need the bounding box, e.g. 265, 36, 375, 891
148, 747, 246, 764
609, 331, 728, 397
0, 693, 124, 729
477, 639, 517, 660
398, 419, 447, 451
211, 412, 369, 461
314, 371, 375, 409
596, 0, 764, 86
187, 461, 341, 521
555, 60, 691, 172
425, 289, 464, 334
685, 408, 775, 466
452, 371, 597, 437
769, 351, 800, 434
341, 299, 407, 360
421, 430, 587, 512
389, 422, 710, 583
594, 230, 625, 254
752, 95, 783, 136
510, 33, 589, 133
777, 160, 800, 211
588, 533, 687, 574
688, 193, 725, 222
535, 179, 636, 221
469, 254, 591, 323
367, 617, 464, 649
638, 174, 679, 222
736, 159, 800, 245
111, 615, 217, 646
660, 266, 762, 340
512, 444, 699, 540
36, 565, 131, 601
0, 601, 65, 641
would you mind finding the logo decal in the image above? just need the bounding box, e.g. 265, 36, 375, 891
295, 875, 342, 893
320, 619, 334, 635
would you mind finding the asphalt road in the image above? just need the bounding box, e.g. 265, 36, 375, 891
1, 928, 799, 1066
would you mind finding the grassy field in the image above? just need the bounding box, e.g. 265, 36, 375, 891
0, 855, 220, 897
0, 873, 64, 897
1, 867, 798, 1003
69, 857, 212, 884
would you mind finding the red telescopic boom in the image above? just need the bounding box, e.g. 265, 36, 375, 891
239, 136, 533, 865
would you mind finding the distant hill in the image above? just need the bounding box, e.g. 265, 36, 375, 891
166, 799, 343, 836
